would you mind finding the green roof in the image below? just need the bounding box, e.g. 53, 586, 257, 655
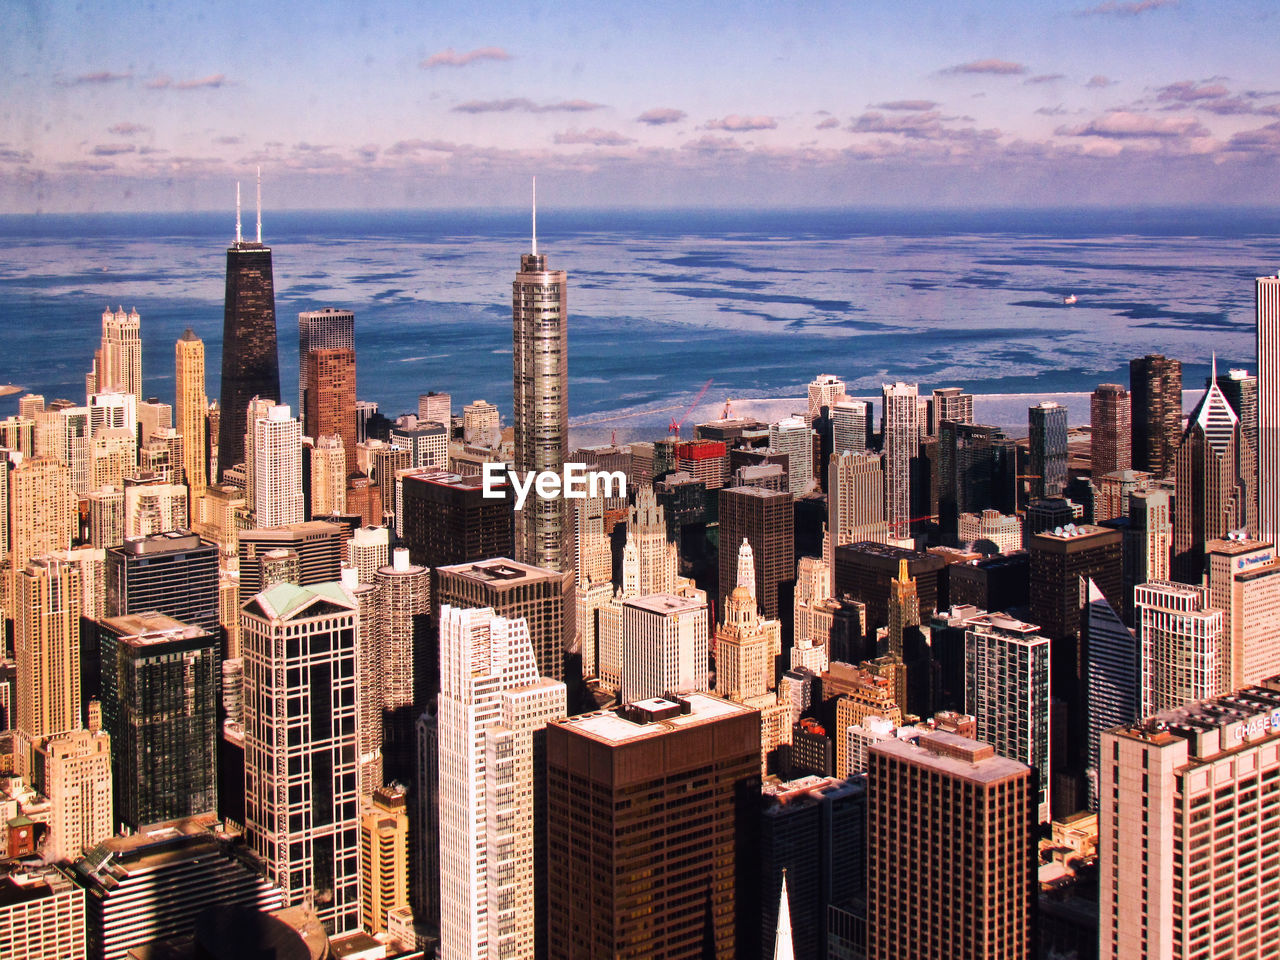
250, 581, 354, 621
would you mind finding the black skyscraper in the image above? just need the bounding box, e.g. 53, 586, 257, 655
218, 187, 280, 476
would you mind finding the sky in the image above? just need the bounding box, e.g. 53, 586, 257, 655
5, 0, 1280, 212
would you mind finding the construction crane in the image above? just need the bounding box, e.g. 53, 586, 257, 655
669, 378, 714, 439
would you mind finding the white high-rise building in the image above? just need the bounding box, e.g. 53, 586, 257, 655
347, 524, 390, 585
311, 434, 347, 517
1137, 580, 1226, 716
621, 593, 709, 704
882, 382, 919, 541
98, 306, 143, 401
463, 399, 500, 445
827, 450, 889, 592
437, 605, 567, 960
831, 399, 870, 456
1204, 536, 1280, 690
123, 482, 188, 538
252, 404, 303, 528
964, 611, 1051, 822
770, 416, 812, 495
1257, 271, 1280, 544
242, 581, 361, 934
89, 390, 137, 438
807, 374, 846, 424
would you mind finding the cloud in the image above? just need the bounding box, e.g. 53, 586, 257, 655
91, 143, 137, 156
554, 128, 636, 146
421, 47, 513, 68
65, 70, 132, 86
636, 107, 686, 126
176, 74, 228, 89
214, 135, 242, 145
108, 122, 148, 136
872, 100, 940, 112
385, 139, 460, 156
1036, 105, 1069, 116
704, 115, 777, 131
816, 117, 839, 130
1156, 80, 1230, 103
1025, 74, 1066, 85
680, 135, 745, 154
0, 148, 33, 164
850, 110, 1001, 143
1086, 75, 1115, 88
1227, 121, 1280, 153
1057, 111, 1207, 138
356, 144, 379, 162
944, 59, 1028, 76
452, 98, 605, 114
1077, 0, 1176, 15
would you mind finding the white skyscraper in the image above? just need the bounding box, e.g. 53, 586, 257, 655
252, 403, 303, 528
831, 399, 870, 455
437, 605, 567, 960
770, 416, 813, 495
1258, 272, 1280, 544
620, 593, 709, 704
882, 381, 919, 541
807, 374, 846, 424
241, 581, 361, 934
1136, 580, 1226, 716
97, 306, 143, 402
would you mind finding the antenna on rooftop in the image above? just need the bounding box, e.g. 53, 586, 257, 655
531, 175, 537, 255
256, 166, 262, 243
235, 182, 241, 244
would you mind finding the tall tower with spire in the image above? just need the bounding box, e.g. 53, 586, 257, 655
512, 177, 569, 572
1173, 356, 1255, 582
218, 170, 280, 477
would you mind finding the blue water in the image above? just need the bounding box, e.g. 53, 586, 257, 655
0, 207, 1274, 442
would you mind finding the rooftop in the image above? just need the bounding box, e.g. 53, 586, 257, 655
101, 611, 210, 646
871, 730, 1029, 784
436, 557, 560, 583
623, 592, 705, 616
556, 692, 753, 746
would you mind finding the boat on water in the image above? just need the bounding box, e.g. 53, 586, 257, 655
1063, 294, 1078, 305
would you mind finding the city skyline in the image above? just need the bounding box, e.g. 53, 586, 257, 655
7, 0, 1280, 212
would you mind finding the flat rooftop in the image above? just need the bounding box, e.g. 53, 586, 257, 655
623, 592, 705, 616
556, 692, 752, 746
436, 557, 559, 583
871, 730, 1029, 784
101, 611, 210, 645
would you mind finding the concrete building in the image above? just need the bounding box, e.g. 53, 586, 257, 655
1260, 274, 1280, 543
105, 530, 220, 638
621, 593, 709, 703
1090, 383, 1132, 477
0, 860, 85, 960
881, 382, 919, 541
930, 386, 974, 436
964, 611, 1052, 822
361, 784, 409, 936
1100, 683, 1280, 959
31, 728, 114, 861
1122, 488, 1172, 622
1137, 580, 1226, 716
174, 329, 208, 504
462, 399, 500, 445
237, 521, 343, 607
771, 417, 813, 494
867, 731, 1033, 960
251, 404, 304, 529
957, 508, 1023, 554
436, 605, 567, 960
546, 693, 760, 959
94, 306, 143, 402
1204, 536, 1280, 689
831, 399, 871, 455
399, 469, 514, 570
14, 556, 82, 747
311, 434, 347, 517
719, 485, 794, 622
377, 549, 430, 784
242, 582, 361, 935
297, 308, 355, 429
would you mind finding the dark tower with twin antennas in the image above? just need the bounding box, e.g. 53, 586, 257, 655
218, 169, 280, 477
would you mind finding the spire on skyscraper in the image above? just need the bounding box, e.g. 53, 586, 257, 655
773, 871, 794, 960
736, 538, 756, 601
531, 175, 537, 255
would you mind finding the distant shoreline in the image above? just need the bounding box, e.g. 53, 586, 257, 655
0, 385, 20, 398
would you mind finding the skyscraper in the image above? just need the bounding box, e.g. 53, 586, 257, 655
719, 485, 794, 622
1204, 536, 1280, 690
1081, 579, 1138, 809
1257, 272, 1280, 543
437, 604, 567, 960
1090, 383, 1132, 477
512, 189, 569, 573
964, 611, 1051, 822
1028, 400, 1068, 499
770, 416, 813, 494
304, 347, 357, 470
831, 399, 871, 455
218, 178, 280, 476
174, 332, 208, 503
1216, 367, 1258, 460
360, 784, 409, 937
376, 549, 430, 784
15, 556, 82, 746
827, 451, 889, 592
6, 456, 73, 596
105, 530, 221, 637
1129, 354, 1182, 479
546, 693, 760, 960
97, 612, 219, 830
96, 305, 143, 401
620, 593, 709, 703
242, 581, 360, 935
881, 381, 919, 540
252, 403, 304, 529
1136, 580, 1225, 715
807, 373, 846, 423
929, 386, 974, 436
867, 731, 1033, 960
30, 728, 114, 862
1101, 684, 1280, 960
1173, 372, 1253, 582
297, 307, 355, 427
